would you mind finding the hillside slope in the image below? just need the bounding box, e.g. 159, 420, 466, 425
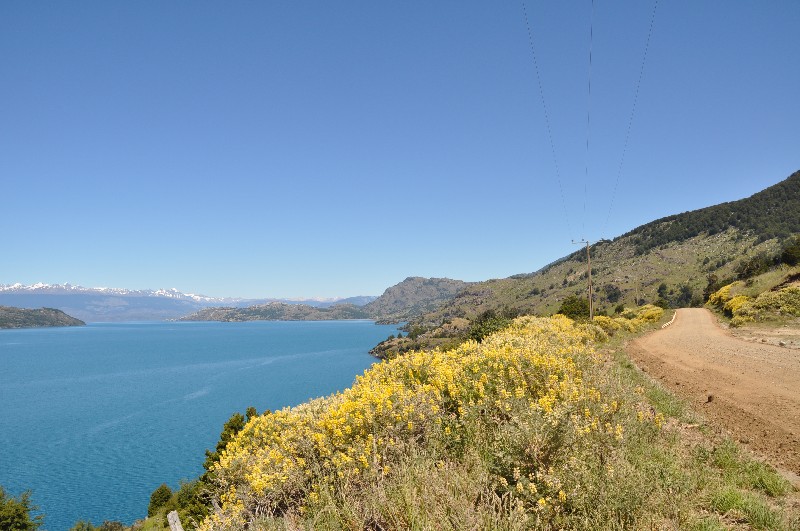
626, 169, 800, 255
0, 306, 85, 329
416, 170, 799, 325
364, 277, 470, 322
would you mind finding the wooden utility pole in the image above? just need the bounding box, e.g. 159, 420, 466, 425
573, 239, 597, 320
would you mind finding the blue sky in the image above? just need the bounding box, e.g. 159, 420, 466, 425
2, 1, 798, 299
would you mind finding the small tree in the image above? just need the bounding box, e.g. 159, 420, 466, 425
657, 283, 669, 299
203, 412, 246, 473
675, 285, 694, 307
0, 487, 42, 530
781, 237, 800, 266
148, 483, 172, 516
603, 284, 622, 303
557, 296, 589, 320
467, 309, 513, 343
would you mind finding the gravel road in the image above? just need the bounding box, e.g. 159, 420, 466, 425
628, 308, 800, 475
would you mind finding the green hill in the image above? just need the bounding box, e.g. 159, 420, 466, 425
376, 170, 799, 356
624, 169, 800, 255
436, 170, 798, 319
363, 276, 470, 323
0, 306, 85, 329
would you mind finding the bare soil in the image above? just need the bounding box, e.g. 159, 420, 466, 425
628, 308, 800, 478
728, 319, 800, 350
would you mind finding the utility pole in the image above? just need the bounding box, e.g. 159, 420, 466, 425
573, 239, 598, 320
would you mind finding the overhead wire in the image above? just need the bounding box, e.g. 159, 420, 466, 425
521, 0, 573, 239
583, 0, 595, 239
602, 0, 659, 235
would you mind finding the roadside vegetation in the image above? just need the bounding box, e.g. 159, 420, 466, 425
706, 238, 800, 328
5, 301, 790, 529
119, 306, 796, 530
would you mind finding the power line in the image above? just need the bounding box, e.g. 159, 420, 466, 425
583, 0, 595, 239
603, 0, 659, 235
521, 0, 573, 238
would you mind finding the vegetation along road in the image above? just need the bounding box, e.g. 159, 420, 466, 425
628, 308, 800, 477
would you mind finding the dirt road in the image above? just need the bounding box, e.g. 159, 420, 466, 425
628, 308, 800, 475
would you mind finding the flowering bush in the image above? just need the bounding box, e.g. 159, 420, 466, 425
730, 286, 800, 327
707, 281, 743, 308
708, 276, 800, 326
200, 316, 658, 529
593, 305, 664, 336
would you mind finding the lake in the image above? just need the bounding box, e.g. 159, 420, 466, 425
0, 320, 400, 530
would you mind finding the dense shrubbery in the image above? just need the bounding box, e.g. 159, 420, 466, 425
467, 307, 518, 342
198, 316, 660, 529
556, 295, 589, 320
70, 521, 125, 531
653, 283, 697, 309
781, 236, 800, 266
707, 276, 800, 326
592, 305, 664, 336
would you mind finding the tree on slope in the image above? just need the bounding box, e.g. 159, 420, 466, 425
0, 486, 42, 530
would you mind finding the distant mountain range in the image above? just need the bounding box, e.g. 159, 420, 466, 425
0, 283, 377, 322
0, 277, 467, 324
7, 170, 796, 328
179, 277, 469, 323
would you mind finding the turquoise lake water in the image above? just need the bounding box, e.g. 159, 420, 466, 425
0, 320, 400, 530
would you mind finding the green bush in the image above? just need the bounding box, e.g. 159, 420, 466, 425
557, 295, 590, 320
148, 483, 172, 517
735, 252, 778, 280
781, 237, 800, 266
466, 309, 512, 343
0, 487, 42, 530
603, 284, 622, 303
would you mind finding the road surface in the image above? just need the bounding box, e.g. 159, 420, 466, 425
628, 308, 800, 475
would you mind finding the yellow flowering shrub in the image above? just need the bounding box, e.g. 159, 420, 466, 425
724, 295, 750, 314
199, 315, 655, 529
594, 305, 664, 336
707, 281, 743, 308
730, 286, 800, 326
592, 315, 621, 334
636, 304, 665, 322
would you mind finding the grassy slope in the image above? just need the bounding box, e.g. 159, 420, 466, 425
417, 229, 780, 325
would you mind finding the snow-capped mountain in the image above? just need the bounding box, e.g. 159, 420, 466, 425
0, 283, 375, 322
0, 283, 233, 302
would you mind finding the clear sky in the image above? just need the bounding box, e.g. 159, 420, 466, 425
2, 1, 798, 299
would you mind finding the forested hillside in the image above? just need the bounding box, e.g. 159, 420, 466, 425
624, 170, 800, 255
